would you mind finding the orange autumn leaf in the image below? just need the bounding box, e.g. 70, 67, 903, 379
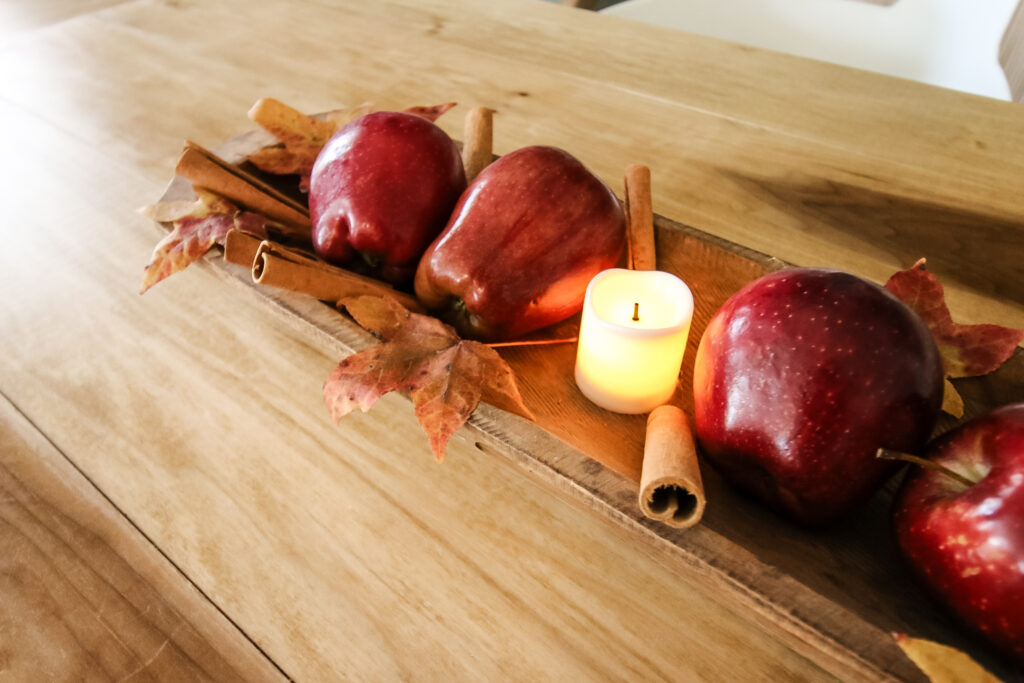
885, 259, 1024, 417
140, 188, 267, 293
323, 295, 533, 461
246, 98, 457, 191
893, 633, 1002, 683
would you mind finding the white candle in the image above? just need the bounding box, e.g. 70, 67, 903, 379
574, 269, 693, 414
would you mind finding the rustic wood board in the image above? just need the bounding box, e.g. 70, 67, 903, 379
154, 127, 1023, 682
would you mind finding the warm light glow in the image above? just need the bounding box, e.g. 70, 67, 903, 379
575, 269, 693, 414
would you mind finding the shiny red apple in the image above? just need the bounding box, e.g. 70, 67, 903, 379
893, 403, 1024, 662
309, 111, 465, 283
692, 267, 944, 524
414, 145, 625, 341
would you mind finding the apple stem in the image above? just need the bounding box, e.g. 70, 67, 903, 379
486, 337, 578, 348
875, 448, 977, 487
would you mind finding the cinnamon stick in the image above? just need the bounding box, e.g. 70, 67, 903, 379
175, 141, 311, 235
624, 164, 655, 271
462, 107, 494, 183
639, 405, 706, 529
250, 240, 425, 313
223, 229, 264, 268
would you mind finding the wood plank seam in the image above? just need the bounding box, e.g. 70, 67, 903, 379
0, 389, 295, 683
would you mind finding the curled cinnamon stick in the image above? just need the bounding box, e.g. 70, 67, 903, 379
462, 107, 494, 183
639, 405, 706, 529
624, 164, 655, 271
223, 229, 264, 268
250, 240, 425, 313
176, 141, 311, 235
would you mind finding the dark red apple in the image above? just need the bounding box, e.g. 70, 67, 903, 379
692, 267, 944, 524
893, 403, 1024, 662
309, 111, 465, 283
414, 145, 625, 341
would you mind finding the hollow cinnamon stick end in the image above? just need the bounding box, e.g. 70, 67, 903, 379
639, 405, 706, 529
250, 239, 274, 284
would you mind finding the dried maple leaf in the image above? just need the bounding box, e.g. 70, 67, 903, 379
885, 259, 1024, 417
323, 295, 533, 461
893, 633, 1001, 683
140, 188, 267, 293
246, 99, 457, 191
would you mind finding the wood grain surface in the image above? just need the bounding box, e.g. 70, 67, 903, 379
2, 0, 1023, 680
0, 0, 128, 42
0, 394, 283, 682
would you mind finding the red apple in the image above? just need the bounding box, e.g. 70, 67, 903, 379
692, 268, 944, 524
892, 403, 1024, 662
309, 111, 465, 283
414, 145, 625, 341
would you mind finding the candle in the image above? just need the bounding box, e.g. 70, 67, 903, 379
574, 268, 693, 414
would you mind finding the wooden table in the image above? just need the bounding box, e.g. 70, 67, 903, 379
2, 0, 1022, 680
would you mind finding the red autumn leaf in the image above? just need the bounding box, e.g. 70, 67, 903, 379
140, 188, 268, 293
885, 259, 1023, 378
323, 295, 533, 461
885, 259, 1023, 417
893, 633, 1001, 683
246, 98, 455, 191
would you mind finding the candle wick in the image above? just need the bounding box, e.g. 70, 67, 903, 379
632, 302, 640, 322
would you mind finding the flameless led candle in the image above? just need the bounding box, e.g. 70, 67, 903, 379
574, 269, 693, 414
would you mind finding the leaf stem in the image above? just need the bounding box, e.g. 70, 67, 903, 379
875, 448, 977, 487
487, 337, 578, 348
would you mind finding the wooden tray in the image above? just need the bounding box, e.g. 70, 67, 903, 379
160, 129, 1024, 682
